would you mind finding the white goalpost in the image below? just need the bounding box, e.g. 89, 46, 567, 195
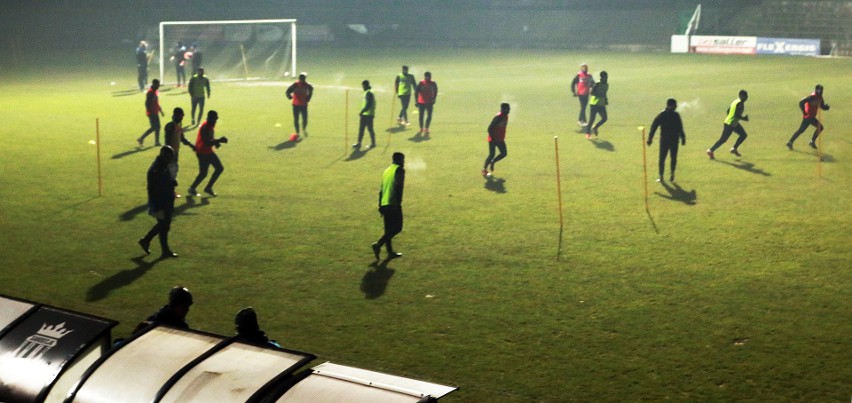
158, 18, 297, 83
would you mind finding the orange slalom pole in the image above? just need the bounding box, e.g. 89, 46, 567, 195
344, 89, 349, 154
554, 136, 564, 261
816, 109, 824, 178
554, 136, 564, 230
96, 118, 103, 197
389, 90, 396, 128
639, 126, 649, 212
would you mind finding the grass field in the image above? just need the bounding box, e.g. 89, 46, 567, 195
0, 47, 850, 401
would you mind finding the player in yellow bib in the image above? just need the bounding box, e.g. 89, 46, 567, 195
352, 80, 376, 149
394, 66, 416, 125
707, 90, 749, 159
371, 152, 405, 260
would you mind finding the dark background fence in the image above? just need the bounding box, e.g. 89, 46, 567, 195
0, 1, 849, 54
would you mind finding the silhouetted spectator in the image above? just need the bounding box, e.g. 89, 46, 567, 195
234, 307, 281, 348
133, 286, 193, 334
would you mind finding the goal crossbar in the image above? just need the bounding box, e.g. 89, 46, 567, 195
159, 18, 297, 82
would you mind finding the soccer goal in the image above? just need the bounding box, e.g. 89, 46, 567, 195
159, 19, 297, 83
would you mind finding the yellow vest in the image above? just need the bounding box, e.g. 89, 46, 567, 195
397, 73, 413, 96
381, 164, 400, 206
724, 98, 742, 125
361, 89, 375, 116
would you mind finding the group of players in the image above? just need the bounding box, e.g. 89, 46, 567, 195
135, 41, 204, 91
279, 65, 512, 181
134, 40, 226, 258
570, 63, 831, 182
131, 49, 831, 258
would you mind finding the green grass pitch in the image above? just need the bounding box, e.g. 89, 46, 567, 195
0, 48, 850, 401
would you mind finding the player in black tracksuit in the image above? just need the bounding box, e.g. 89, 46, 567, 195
647, 98, 686, 182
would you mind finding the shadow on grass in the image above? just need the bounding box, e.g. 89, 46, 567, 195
120, 204, 149, 222
86, 256, 163, 302
345, 147, 371, 161
34, 197, 99, 220
484, 176, 506, 193
645, 208, 659, 233
175, 196, 211, 214
408, 132, 431, 143
269, 140, 298, 151
112, 146, 153, 159
713, 159, 771, 176
556, 225, 563, 260
590, 138, 615, 152
112, 89, 142, 97
654, 181, 697, 205
360, 259, 396, 299
119, 196, 210, 222
789, 148, 835, 162
386, 126, 407, 134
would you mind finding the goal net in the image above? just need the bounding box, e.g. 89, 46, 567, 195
158, 19, 296, 83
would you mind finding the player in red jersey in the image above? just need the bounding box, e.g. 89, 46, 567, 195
285, 72, 313, 140
570, 63, 594, 126
137, 79, 164, 147
787, 84, 830, 150
188, 110, 228, 197
415, 72, 438, 135
482, 103, 510, 177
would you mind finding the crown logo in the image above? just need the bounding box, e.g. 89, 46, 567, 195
37, 322, 74, 339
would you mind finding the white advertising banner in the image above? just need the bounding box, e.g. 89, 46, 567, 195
689, 35, 757, 54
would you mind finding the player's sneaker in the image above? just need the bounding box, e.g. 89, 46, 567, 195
403, 120, 411, 126
351, 142, 361, 149
656, 177, 663, 182
396, 117, 403, 124
137, 138, 144, 147
669, 174, 675, 182
808, 141, 817, 149
481, 169, 488, 177
204, 187, 217, 197
369, 143, 376, 149
138, 239, 151, 255
585, 133, 592, 140
593, 127, 599, 136
187, 187, 200, 197
371, 243, 381, 260
786, 142, 793, 150
387, 251, 403, 259
577, 120, 586, 126
730, 148, 741, 157
706, 150, 715, 159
